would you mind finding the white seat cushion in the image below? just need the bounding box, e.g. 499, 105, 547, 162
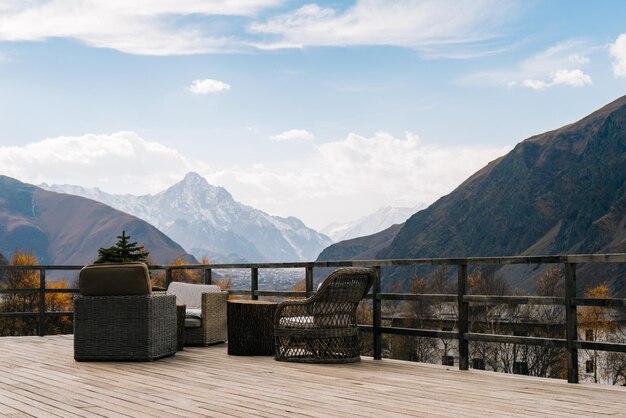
166, 282, 221, 309
186, 308, 202, 318
279, 315, 314, 328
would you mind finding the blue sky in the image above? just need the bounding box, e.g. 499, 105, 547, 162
0, 0, 625, 229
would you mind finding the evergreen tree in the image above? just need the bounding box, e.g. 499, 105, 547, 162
95, 231, 150, 264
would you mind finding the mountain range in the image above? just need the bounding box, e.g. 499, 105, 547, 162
44, 172, 333, 263
0, 176, 194, 266
318, 95, 626, 293
321, 205, 421, 242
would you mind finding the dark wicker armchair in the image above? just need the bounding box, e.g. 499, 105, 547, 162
274, 267, 375, 363
74, 263, 177, 361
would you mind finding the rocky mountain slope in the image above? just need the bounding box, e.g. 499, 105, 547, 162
318, 95, 626, 292
45, 172, 333, 263
0, 176, 195, 266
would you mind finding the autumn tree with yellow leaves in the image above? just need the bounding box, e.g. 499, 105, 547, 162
151, 256, 232, 290
0, 251, 73, 336
577, 283, 624, 384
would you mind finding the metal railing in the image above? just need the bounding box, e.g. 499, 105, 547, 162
1, 253, 625, 383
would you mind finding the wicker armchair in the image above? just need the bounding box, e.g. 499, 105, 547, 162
74, 263, 177, 361
166, 282, 228, 346
274, 267, 375, 363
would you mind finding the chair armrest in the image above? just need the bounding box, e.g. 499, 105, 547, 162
200, 291, 228, 344
200, 291, 228, 317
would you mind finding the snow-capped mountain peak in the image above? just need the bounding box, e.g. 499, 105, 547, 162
43, 172, 332, 263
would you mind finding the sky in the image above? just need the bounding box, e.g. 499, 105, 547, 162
0, 0, 625, 230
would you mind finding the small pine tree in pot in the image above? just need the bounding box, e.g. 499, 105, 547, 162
94, 230, 150, 264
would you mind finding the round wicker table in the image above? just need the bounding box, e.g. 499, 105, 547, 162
227, 300, 277, 356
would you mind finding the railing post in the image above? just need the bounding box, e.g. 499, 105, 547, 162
251, 267, 259, 300
457, 263, 469, 370
305, 266, 314, 297
373, 266, 382, 360
565, 262, 579, 383
204, 268, 212, 285
165, 268, 172, 288
38, 268, 46, 337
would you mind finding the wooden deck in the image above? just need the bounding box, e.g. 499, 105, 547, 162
0, 335, 624, 417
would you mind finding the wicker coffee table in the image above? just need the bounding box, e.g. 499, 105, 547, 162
227, 300, 277, 356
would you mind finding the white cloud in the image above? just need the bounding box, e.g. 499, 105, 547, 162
0, 0, 282, 55
0, 0, 520, 56
551, 69, 592, 87
206, 131, 510, 229
270, 129, 315, 141
518, 69, 592, 90
249, 0, 518, 54
464, 39, 593, 89
610, 34, 626, 77
0, 132, 202, 194
520, 79, 548, 90
568, 54, 589, 64
188, 79, 231, 94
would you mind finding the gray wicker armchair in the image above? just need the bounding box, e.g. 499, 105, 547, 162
274, 267, 375, 363
74, 263, 177, 361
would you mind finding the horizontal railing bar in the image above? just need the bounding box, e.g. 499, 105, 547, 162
378, 293, 457, 302
0, 289, 40, 294
227, 290, 309, 298
0, 311, 73, 317
160, 256, 566, 269
0, 289, 80, 294
227, 290, 252, 296
1, 253, 625, 273
466, 333, 567, 348
0, 265, 84, 271
46, 289, 80, 294
572, 298, 626, 307
198, 253, 626, 267
575, 341, 626, 353
255, 290, 307, 298
361, 329, 586, 349
359, 325, 458, 339
44, 311, 73, 317
0, 312, 39, 317
567, 254, 626, 263
0, 288, 619, 306
464, 295, 565, 305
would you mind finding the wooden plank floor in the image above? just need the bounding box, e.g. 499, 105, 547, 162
0, 335, 624, 417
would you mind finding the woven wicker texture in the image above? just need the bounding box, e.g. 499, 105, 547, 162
184, 291, 228, 346
74, 294, 177, 361
176, 304, 186, 351
227, 300, 277, 356
274, 267, 374, 363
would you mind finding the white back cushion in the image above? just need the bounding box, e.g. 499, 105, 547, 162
166, 282, 220, 309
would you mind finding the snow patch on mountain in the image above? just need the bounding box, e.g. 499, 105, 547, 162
321, 205, 423, 242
